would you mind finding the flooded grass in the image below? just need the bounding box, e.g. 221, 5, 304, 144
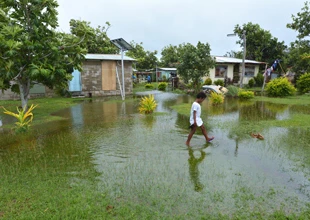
0, 93, 310, 219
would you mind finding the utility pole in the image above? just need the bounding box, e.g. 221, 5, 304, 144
240, 31, 246, 88
227, 31, 246, 88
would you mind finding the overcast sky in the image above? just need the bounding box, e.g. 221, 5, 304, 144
56, 0, 305, 58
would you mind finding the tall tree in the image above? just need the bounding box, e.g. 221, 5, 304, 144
0, 0, 89, 109
126, 41, 158, 71
69, 19, 118, 54
233, 22, 287, 66
287, 1, 310, 39
177, 42, 216, 91
286, 1, 310, 74
160, 44, 179, 67
224, 50, 243, 59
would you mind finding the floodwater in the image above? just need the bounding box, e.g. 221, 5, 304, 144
0, 91, 309, 216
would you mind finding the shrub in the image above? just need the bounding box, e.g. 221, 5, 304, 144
214, 79, 224, 86
238, 89, 254, 99
145, 83, 154, 89
226, 85, 240, 97
204, 78, 212, 85
254, 73, 264, 86
138, 94, 157, 114
248, 78, 255, 88
209, 92, 224, 105
162, 75, 167, 82
296, 73, 310, 94
158, 82, 168, 91
266, 77, 296, 97
2, 104, 37, 133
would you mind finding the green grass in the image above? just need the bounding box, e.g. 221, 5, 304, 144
0, 97, 87, 127
1, 94, 310, 219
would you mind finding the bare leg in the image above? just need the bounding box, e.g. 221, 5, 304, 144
186, 125, 197, 146
200, 124, 214, 142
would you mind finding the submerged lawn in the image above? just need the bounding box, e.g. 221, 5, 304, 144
0, 94, 310, 219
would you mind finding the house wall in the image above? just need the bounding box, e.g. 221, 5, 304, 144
81, 60, 133, 97
203, 63, 260, 85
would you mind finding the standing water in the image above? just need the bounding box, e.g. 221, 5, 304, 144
0, 91, 309, 218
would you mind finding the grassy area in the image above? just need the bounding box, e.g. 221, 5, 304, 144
0, 97, 88, 127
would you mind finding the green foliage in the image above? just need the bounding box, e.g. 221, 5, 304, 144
126, 41, 158, 71
0, 0, 88, 109
69, 20, 118, 54
162, 75, 167, 82
204, 78, 212, 85
158, 82, 168, 91
287, 2, 310, 39
2, 104, 37, 133
248, 78, 255, 88
214, 79, 224, 86
138, 94, 157, 114
144, 83, 154, 89
254, 73, 264, 86
209, 92, 224, 105
296, 73, 310, 94
226, 85, 240, 97
266, 77, 297, 97
160, 44, 179, 67
177, 42, 216, 92
238, 89, 254, 99
234, 22, 287, 65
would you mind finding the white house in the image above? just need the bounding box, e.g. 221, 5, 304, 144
204, 56, 266, 85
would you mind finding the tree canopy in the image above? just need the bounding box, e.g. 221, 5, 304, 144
177, 42, 216, 91
69, 19, 118, 54
125, 41, 158, 71
233, 22, 287, 66
286, 1, 310, 75
0, 0, 89, 108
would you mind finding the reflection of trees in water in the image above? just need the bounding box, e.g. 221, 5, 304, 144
188, 148, 206, 192
141, 115, 156, 128
239, 101, 277, 121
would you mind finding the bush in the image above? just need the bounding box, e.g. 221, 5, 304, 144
254, 73, 264, 86
162, 75, 167, 82
158, 82, 168, 91
204, 78, 212, 85
238, 89, 254, 100
296, 73, 310, 94
138, 94, 157, 114
145, 83, 154, 89
226, 85, 240, 97
214, 79, 224, 86
266, 77, 296, 97
209, 92, 224, 105
248, 78, 255, 88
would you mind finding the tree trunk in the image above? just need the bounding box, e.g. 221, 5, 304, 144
18, 78, 30, 110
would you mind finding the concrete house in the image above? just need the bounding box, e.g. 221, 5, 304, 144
0, 54, 135, 100
69, 54, 135, 97
204, 56, 266, 85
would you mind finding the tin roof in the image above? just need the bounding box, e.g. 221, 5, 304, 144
85, 54, 135, 61
157, 68, 177, 71
215, 56, 266, 64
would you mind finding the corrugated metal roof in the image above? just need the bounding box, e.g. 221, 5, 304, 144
215, 56, 265, 64
158, 68, 177, 71
85, 54, 135, 61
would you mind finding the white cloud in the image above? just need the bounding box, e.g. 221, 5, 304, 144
56, 0, 304, 58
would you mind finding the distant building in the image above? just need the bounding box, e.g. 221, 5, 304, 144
204, 56, 266, 85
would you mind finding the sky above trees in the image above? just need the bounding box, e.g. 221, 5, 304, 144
56, 0, 305, 57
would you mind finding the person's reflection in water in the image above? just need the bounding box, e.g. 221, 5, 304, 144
188, 147, 206, 192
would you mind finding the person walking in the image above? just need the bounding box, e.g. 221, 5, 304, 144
186, 92, 214, 146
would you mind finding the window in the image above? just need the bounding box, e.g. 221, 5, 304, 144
215, 65, 227, 78
244, 65, 255, 77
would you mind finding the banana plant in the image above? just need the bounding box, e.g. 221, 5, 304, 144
2, 104, 38, 132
